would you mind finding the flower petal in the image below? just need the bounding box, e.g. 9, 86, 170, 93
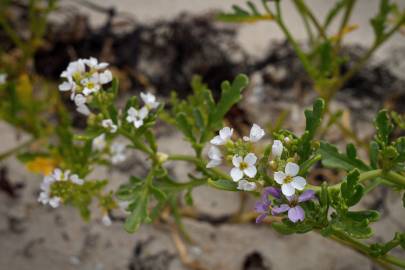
232, 155, 243, 167
208, 146, 222, 160
274, 171, 286, 184
237, 179, 256, 191
210, 135, 224, 145
298, 189, 316, 203
244, 153, 257, 166
256, 213, 268, 224
219, 127, 233, 140
249, 124, 265, 142
206, 159, 221, 168
271, 204, 290, 215
254, 201, 268, 213
244, 166, 257, 178
271, 140, 283, 157
230, 167, 243, 182
263, 187, 282, 199
281, 183, 295, 196
291, 176, 306, 190
285, 162, 299, 176
139, 107, 149, 119
288, 206, 305, 223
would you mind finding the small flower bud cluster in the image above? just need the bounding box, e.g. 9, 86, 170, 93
126, 92, 159, 129
58, 57, 113, 115
38, 168, 84, 208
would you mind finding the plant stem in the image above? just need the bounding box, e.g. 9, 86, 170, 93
262, 0, 317, 80
334, 0, 356, 54
328, 230, 405, 269
293, 0, 327, 40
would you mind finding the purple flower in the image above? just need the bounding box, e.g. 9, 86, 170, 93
271, 190, 315, 223
254, 187, 281, 223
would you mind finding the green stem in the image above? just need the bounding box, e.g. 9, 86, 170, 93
334, 0, 356, 54
329, 230, 405, 269
293, 0, 327, 40
263, 0, 317, 80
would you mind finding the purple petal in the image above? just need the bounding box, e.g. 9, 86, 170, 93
271, 204, 290, 215
264, 187, 282, 199
256, 213, 268, 223
288, 206, 305, 223
254, 201, 267, 213
298, 190, 316, 203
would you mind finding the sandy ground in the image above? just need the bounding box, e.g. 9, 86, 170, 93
1, 1, 405, 270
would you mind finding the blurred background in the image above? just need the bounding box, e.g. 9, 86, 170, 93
0, 1, 405, 269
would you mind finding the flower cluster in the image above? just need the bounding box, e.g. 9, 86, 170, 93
207, 124, 265, 191
126, 92, 159, 129
58, 57, 113, 115
38, 168, 84, 208
92, 134, 128, 164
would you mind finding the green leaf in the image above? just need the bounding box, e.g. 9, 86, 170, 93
272, 222, 296, 235
297, 99, 325, 161
185, 189, 194, 206
124, 194, 148, 233
370, 0, 396, 42
331, 216, 373, 239
346, 210, 380, 222
341, 169, 364, 207
369, 141, 379, 169
374, 109, 393, 146
149, 185, 167, 202
320, 142, 370, 172
176, 112, 195, 142
394, 137, 405, 162
207, 179, 238, 191
217, 2, 273, 23
208, 74, 249, 129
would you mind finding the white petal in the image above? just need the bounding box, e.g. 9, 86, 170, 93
291, 176, 306, 190
99, 70, 112, 84
208, 146, 222, 160
244, 153, 257, 166
272, 140, 283, 157
219, 127, 233, 140
274, 171, 286, 184
281, 183, 295, 196
237, 180, 256, 191
206, 159, 221, 168
102, 214, 112, 226
59, 81, 73, 91
285, 162, 299, 176
49, 197, 61, 208
244, 165, 257, 178
139, 106, 149, 119
230, 168, 243, 182
210, 135, 224, 145
242, 136, 250, 142
74, 94, 86, 106
232, 155, 243, 167
134, 119, 144, 128
76, 104, 91, 116
127, 107, 137, 117
249, 124, 265, 142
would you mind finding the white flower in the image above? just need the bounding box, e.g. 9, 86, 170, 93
230, 153, 257, 182
61, 60, 85, 81
274, 162, 306, 196
93, 134, 106, 151
206, 146, 222, 168
84, 57, 109, 70
141, 92, 159, 110
243, 123, 265, 142
102, 214, 112, 226
102, 119, 118, 133
126, 106, 148, 128
70, 174, 84, 185
210, 127, 233, 145
237, 179, 257, 191
272, 140, 283, 158
110, 142, 127, 164
99, 70, 113, 85
0, 73, 7, 85
82, 74, 101, 96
